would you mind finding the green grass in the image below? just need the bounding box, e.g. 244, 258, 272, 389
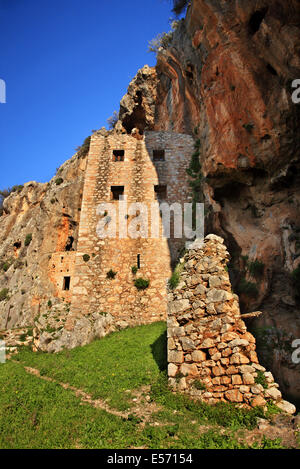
0, 322, 291, 449
14, 322, 167, 411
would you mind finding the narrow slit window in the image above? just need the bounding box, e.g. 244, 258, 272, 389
63, 276, 71, 291
154, 185, 167, 200
113, 150, 125, 162
111, 186, 124, 200
153, 149, 165, 161
137, 254, 141, 269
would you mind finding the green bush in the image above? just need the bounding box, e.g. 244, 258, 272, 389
172, 0, 189, 16
55, 178, 64, 186
75, 136, 91, 159
243, 123, 254, 133
0, 288, 9, 301
2, 262, 10, 272
131, 265, 138, 275
248, 259, 265, 278
291, 266, 300, 291
24, 233, 32, 246
193, 379, 206, 391
82, 254, 90, 262
255, 370, 268, 389
134, 278, 150, 290
11, 185, 24, 193
148, 31, 174, 53
106, 269, 117, 279
237, 278, 259, 298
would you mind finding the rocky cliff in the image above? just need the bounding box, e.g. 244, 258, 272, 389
0, 151, 87, 330
116, 0, 300, 404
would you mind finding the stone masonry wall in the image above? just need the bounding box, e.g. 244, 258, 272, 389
70, 130, 194, 328
167, 234, 296, 414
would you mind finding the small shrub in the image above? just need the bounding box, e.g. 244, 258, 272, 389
0, 288, 9, 301
55, 178, 64, 186
168, 262, 184, 290
131, 265, 138, 275
237, 278, 259, 298
47, 300, 52, 308
134, 278, 149, 290
255, 370, 268, 389
148, 31, 174, 53
248, 259, 265, 277
11, 185, 24, 193
243, 123, 254, 133
193, 379, 206, 391
24, 233, 32, 246
2, 262, 10, 272
175, 371, 185, 383
82, 254, 90, 262
291, 266, 300, 291
107, 269, 117, 279
107, 111, 119, 130
172, 0, 189, 16
50, 198, 56, 204
76, 136, 91, 159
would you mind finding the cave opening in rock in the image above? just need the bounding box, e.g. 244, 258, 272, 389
185, 64, 194, 82
248, 7, 268, 35
122, 90, 146, 135
266, 63, 278, 76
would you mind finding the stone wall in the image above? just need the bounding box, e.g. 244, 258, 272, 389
70, 130, 194, 328
167, 234, 296, 414
48, 251, 76, 302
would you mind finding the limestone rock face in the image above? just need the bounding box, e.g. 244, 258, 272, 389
167, 234, 296, 413
0, 152, 87, 330
118, 65, 159, 134
117, 0, 300, 404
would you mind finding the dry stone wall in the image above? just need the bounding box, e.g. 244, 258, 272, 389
167, 234, 296, 414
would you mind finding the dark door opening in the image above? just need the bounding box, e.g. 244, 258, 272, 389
63, 276, 71, 291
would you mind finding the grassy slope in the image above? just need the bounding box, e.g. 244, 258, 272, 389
0, 322, 287, 449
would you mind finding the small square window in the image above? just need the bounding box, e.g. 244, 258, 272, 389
154, 185, 167, 200
153, 150, 165, 161
111, 186, 124, 200
113, 150, 124, 161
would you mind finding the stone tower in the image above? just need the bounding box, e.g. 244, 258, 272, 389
68, 130, 195, 327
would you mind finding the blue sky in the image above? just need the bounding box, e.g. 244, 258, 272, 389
0, 0, 175, 188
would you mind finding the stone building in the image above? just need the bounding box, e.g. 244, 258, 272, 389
49, 130, 195, 327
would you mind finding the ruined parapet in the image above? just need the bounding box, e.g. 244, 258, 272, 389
167, 234, 296, 414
